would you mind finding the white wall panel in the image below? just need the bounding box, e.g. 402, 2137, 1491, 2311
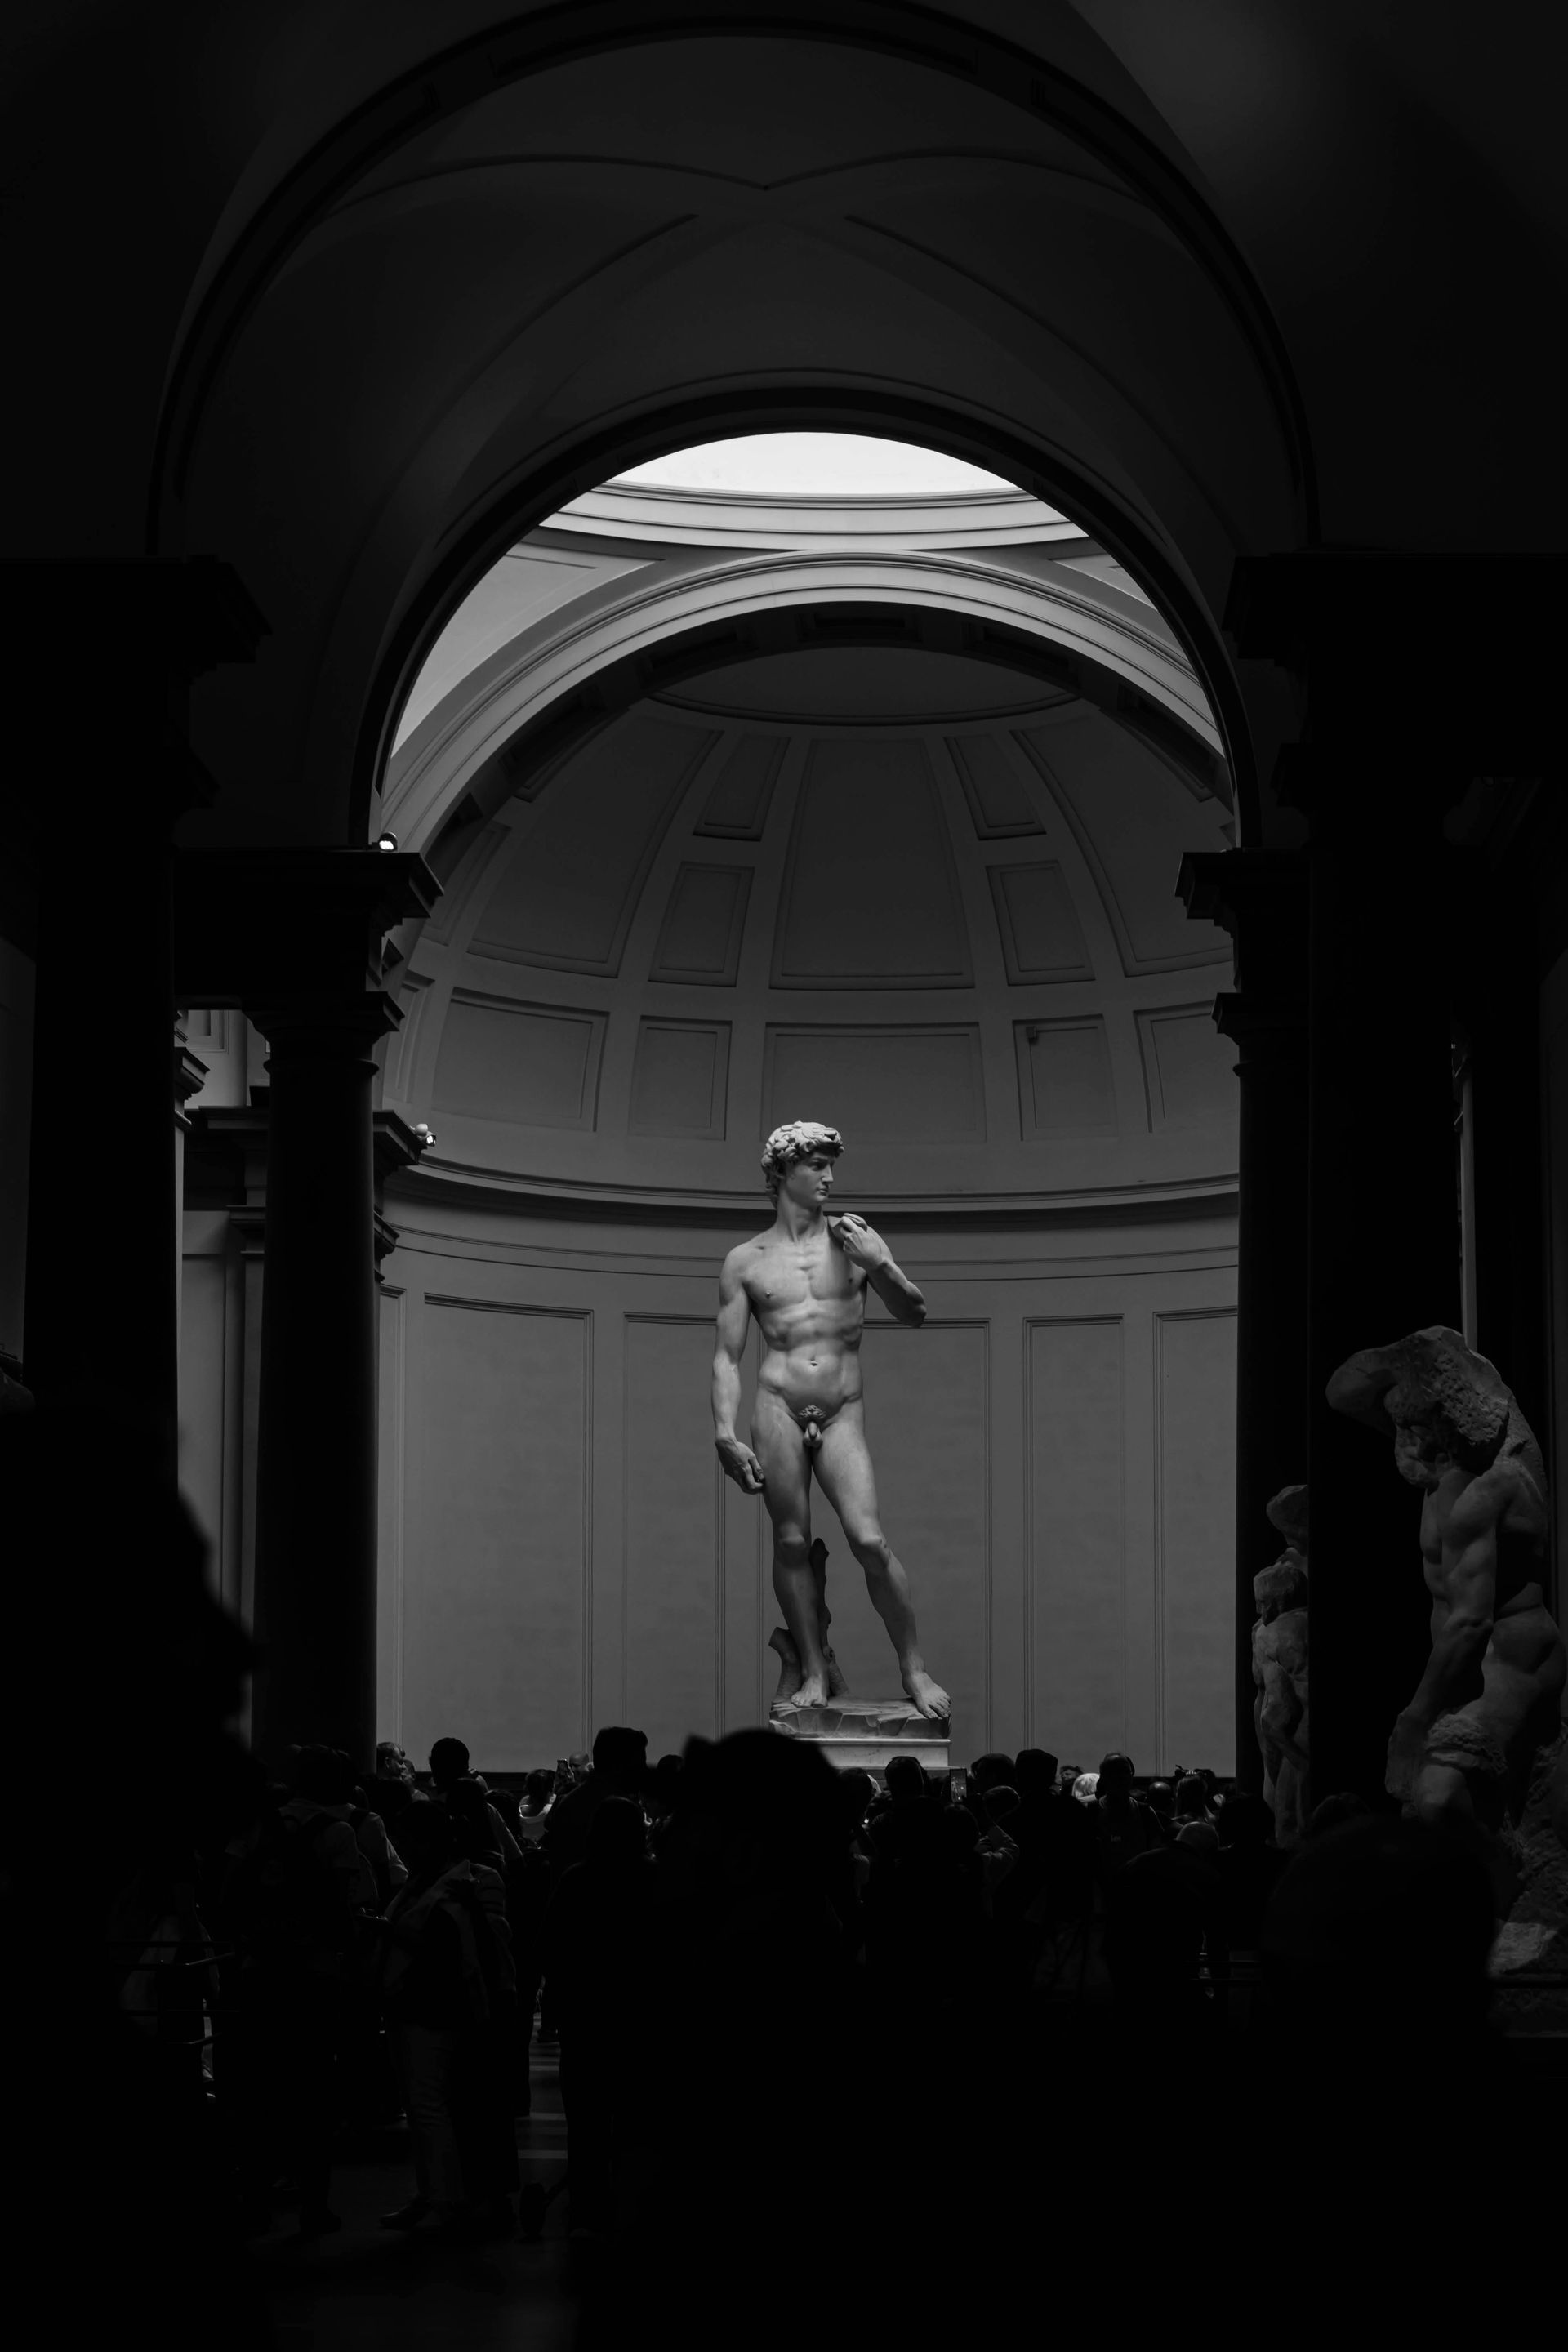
1155, 1310, 1238, 1771
1027, 1317, 1125, 1766
404, 1298, 590, 1769
624, 1316, 725, 1755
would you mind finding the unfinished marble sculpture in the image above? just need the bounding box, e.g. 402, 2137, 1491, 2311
1253, 1483, 1310, 1844
1327, 1326, 1568, 2003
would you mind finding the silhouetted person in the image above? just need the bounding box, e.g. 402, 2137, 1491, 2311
514, 1767, 558, 1844
220, 1744, 374, 2234
1209, 1793, 1288, 1964
377, 1797, 517, 2238
1144, 1780, 1176, 1840
429, 1737, 523, 1868
869, 1751, 942, 1863
543, 1796, 657, 2235
541, 1726, 649, 1884
1301, 1789, 1368, 1842
1095, 1764, 1160, 1878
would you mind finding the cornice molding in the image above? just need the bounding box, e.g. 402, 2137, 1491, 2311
386, 1156, 1236, 1232
549, 479, 1081, 551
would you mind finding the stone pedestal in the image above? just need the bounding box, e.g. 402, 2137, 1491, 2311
768, 1695, 950, 1775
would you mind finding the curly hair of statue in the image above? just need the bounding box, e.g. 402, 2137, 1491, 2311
760, 1120, 843, 1199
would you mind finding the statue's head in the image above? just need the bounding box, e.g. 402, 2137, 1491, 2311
761, 1119, 843, 1203
1254, 1553, 1307, 1618
1266, 1483, 1308, 1549
1383, 1327, 1511, 1486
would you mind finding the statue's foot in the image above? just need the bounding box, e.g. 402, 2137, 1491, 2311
790, 1668, 831, 1709
902, 1667, 951, 1722
824, 1646, 849, 1699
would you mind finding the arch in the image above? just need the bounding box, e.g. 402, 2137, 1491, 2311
380, 546, 1233, 862
358, 393, 1262, 850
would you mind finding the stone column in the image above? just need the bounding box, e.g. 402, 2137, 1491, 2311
174, 846, 439, 1773
1179, 850, 1309, 1794
247, 998, 399, 1770
1225, 555, 1493, 1804
1298, 763, 1459, 1801
11, 559, 264, 1458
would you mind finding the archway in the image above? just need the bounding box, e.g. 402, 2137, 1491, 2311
164, 20, 1306, 860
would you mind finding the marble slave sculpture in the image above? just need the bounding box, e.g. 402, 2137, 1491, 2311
1328, 1325, 1568, 1985
1253, 1482, 1310, 1844
712, 1121, 950, 1722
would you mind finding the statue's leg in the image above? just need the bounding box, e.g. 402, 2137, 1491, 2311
813, 1406, 950, 1722
751, 1392, 829, 1707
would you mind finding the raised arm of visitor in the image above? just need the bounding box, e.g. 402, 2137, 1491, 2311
831, 1213, 925, 1327
712, 1250, 765, 1493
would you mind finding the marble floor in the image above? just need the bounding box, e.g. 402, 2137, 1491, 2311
256, 2034, 583, 2351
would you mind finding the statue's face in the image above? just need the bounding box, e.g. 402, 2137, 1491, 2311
1393, 1418, 1446, 1488
781, 1152, 837, 1211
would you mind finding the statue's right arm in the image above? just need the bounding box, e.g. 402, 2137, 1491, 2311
713, 1250, 765, 1494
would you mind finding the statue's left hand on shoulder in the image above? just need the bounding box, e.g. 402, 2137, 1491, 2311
830, 1212, 887, 1270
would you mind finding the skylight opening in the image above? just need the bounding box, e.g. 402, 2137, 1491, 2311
611, 432, 1018, 499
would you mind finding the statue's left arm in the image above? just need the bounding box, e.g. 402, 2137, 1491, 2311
831, 1214, 925, 1327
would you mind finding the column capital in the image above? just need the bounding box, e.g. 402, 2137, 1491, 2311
1178, 847, 1308, 934
247, 991, 402, 1058
1212, 991, 1308, 1074
1178, 847, 1308, 1001
174, 847, 439, 1004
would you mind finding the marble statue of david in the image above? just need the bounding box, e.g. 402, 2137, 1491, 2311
710, 1121, 951, 1722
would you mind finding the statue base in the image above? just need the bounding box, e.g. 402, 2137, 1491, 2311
768, 1695, 950, 1775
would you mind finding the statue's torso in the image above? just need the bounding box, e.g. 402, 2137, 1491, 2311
1420, 1450, 1548, 1624
742, 1226, 868, 1411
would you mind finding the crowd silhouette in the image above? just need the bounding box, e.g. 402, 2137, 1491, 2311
8, 1394, 1542, 2349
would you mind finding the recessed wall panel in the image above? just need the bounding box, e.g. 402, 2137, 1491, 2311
773, 739, 971, 987
989, 862, 1093, 982
472, 715, 714, 973
1137, 1006, 1238, 1130
1156, 1312, 1237, 1772
625, 1319, 724, 1753
693, 735, 784, 839
649, 863, 751, 984
405, 1300, 589, 1767
764, 1023, 985, 1143
1014, 1018, 1117, 1137
1027, 1318, 1125, 1762
629, 1020, 729, 1138
433, 992, 604, 1129
949, 733, 1046, 836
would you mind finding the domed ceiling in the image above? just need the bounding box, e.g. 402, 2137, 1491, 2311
380, 644, 1237, 1209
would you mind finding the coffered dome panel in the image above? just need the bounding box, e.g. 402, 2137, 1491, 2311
382, 644, 1236, 1209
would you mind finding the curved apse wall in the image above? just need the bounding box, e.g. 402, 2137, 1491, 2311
184, 466, 1242, 1778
